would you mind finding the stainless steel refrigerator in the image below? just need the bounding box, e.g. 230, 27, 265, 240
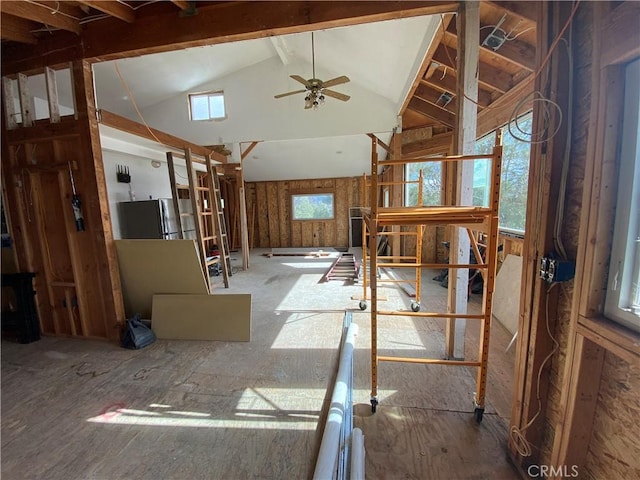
118, 199, 196, 240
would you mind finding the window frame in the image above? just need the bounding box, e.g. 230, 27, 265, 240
188, 91, 226, 121
604, 58, 640, 333
474, 112, 532, 235
290, 192, 335, 221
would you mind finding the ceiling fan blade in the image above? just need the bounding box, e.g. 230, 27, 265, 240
274, 89, 307, 99
322, 75, 350, 88
290, 75, 311, 87
323, 89, 350, 102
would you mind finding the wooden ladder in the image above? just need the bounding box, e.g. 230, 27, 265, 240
166, 149, 231, 290
204, 152, 232, 287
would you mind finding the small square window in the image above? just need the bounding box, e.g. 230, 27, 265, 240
189, 91, 226, 121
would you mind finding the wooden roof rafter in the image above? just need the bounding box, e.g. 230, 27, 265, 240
75, 1, 136, 23
0, 1, 82, 34
0, 14, 38, 44
401, 1, 536, 135
446, 21, 535, 71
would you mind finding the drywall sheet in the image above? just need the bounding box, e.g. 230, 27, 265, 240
493, 254, 522, 335
115, 239, 208, 318
151, 294, 251, 341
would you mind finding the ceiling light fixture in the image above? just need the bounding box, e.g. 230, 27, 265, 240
274, 32, 350, 109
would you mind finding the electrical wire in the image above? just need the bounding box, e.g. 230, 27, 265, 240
552, 36, 574, 261
507, 92, 562, 144
113, 60, 169, 149
510, 282, 561, 457
506, 26, 535, 41
437, 1, 581, 115
24, 0, 81, 20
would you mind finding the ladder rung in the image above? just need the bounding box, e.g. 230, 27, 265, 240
201, 212, 213, 216
203, 236, 216, 241
195, 186, 209, 191
180, 213, 192, 217
176, 183, 189, 190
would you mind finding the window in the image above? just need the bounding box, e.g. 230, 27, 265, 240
189, 91, 226, 121
474, 113, 532, 233
404, 160, 442, 206
605, 58, 640, 333
292, 193, 334, 220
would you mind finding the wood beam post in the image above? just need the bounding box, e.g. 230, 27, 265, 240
73, 60, 126, 339
509, 1, 573, 468
391, 132, 403, 256
44, 67, 61, 123
446, 1, 479, 359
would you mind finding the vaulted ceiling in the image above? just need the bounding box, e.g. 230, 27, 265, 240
1, 1, 536, 181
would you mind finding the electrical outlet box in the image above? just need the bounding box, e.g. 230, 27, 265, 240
539, 255, 575, 283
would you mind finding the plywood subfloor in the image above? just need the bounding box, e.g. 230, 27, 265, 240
1, 248, 517, 479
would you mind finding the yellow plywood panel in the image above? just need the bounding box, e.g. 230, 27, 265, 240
115, 239, 208, 318
151, 294, 251, 341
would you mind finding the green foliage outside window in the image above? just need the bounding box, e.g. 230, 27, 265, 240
474, 114, 532, 232
405, 161, 442, 207
292, 194, 334, 220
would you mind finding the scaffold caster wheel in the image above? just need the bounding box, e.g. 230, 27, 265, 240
371, 398, 378, 413
359, 301, 367, 311
410, 301, 420, 312
474, 407, 484, 424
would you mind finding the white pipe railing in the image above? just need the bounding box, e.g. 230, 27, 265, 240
350, 428, 365, 480
313, 312, 360, 480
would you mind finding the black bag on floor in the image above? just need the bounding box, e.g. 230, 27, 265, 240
121, 314, 156, 349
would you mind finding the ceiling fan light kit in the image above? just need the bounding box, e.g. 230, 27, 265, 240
274, 32, 351, 109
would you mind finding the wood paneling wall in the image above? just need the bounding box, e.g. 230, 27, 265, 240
246, 176, 363, 249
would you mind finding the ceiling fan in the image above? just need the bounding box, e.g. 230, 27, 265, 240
274, 32, 351, 109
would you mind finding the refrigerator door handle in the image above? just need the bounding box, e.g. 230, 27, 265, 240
160, 201, 168, 237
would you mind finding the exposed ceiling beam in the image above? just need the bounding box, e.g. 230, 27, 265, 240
414, 82, 457, 113
432, 43, 513, 94
0, 1, 81, 34
241, 141, 259, 161
171, 1, 190, 10
2, 1, 458, 72
398, 12, 455, 117
477, 74, 534, 138
446, 23, 535, 71
75, 1, 135, 23
488, 1, 537, 23
97, 109, 225, 163
0, 14, 38, 44
402, 131, 453, 157
408, 97, 455, 127
39, 1, 86, 19
367, 134, 390, 153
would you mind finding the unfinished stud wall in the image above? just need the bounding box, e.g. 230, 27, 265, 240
534, 3, 639, 477
245, 176, 363, 249
1, 61, 124, 341
538, 2, 594, 464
